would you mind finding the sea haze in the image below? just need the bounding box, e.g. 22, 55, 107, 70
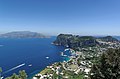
0, 37, 68, 78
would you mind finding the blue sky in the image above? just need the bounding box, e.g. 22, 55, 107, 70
0, 0, 120, 35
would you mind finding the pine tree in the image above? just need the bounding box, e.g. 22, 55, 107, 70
90, 48, 120, 79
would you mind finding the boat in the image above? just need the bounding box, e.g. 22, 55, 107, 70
1, 77, 4, 79
64, 48, 69, 51
63, 55, 67, 57
61, 52, 67, 57
61, 52, 64, 56
28, 64, 32, 67
46, 57, 49, 59
65, 45, 69, 47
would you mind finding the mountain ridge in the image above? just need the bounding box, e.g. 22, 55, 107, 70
53, 34, 119, 48
0, 31, 50, 38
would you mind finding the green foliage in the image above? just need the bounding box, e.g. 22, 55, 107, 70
71, 74, 84, 79
11, 73, 19, 79
0, 67, 2, 79
0, 67, 2, 73
5, 70, 27, 79
40, 68, 53, 75
90, 48, 120, 79
54, 34, 99, 49
5, 77, 12, 79
19, 70, 27, 79
99, 36, 119, 42
52, 72, 59, 79
54, 34, 119, 50
77, 58, 81, 66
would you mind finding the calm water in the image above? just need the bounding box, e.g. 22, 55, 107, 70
114, 36, 120, 40
0, 36, 120, 78
0, 37, 69, 78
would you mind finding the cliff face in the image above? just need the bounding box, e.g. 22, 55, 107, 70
53, 34, 99, 48
53, 34, 119, 48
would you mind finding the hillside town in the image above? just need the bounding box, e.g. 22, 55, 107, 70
33, 35, 120, 79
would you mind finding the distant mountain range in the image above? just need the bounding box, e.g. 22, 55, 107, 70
0, 31, 49, 38
53, 34, 119, 48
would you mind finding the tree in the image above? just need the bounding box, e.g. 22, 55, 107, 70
11, 73, 19, 79
90, 48, 120, 79
5, 77, 11, 79
5, 70, 27, 79
19, 70, 27, 79
0, 67, 2, 79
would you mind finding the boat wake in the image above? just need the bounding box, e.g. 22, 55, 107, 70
0, 45, 4, 47
3, 63, 25, 74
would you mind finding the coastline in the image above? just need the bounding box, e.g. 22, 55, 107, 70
31, 48, 72, 79
28, 36, 120, 79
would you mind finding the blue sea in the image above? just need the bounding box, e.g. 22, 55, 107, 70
114, 36, 120, 40
0, 36, 120, 79
0, 37, 70, 78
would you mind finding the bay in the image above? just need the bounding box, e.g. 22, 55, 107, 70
0, 36, 120, 78
0, 37, 67, 78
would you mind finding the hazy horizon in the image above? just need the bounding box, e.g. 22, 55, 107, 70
0, 30, 120, 37
0, 0, 120, 36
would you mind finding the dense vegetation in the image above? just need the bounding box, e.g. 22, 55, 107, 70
90, 48, 120, 79
53, 34, 118, 49
4, 70, 27, 79
0, 67, 2, 79
0, 67, 27, 79
99, 36, 119, 42
53, 34, 99, 48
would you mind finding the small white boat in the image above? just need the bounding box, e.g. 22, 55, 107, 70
64, 48, 69, 51
63, 55, 67, 57
61, 52, 64, 56
46, 57, 49, 59
61, 52, 67, 57
1, 77, 4, 79
66, 45, 69, 47
28, 64, 32, 67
